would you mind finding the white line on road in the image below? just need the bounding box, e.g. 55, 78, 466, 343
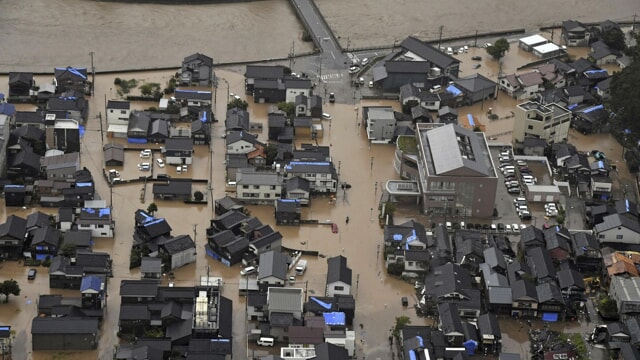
331, 51, 336, 60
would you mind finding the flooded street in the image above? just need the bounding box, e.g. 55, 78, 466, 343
0, 1, 637, 356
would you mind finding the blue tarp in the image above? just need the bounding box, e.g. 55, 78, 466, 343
311, 296, 332, 310
0, 102, 16, 116
568, 104, 578, 110
393, 234, 403, 241
408, 350, 416, 360
584, 70, 608, 76
582, 105, 604, 113
79, 125, 85, 138
56, 67, 87, 80
467, 113, 475, 127
463, 339, 478, 355
80, 275, 102, 292
0, 93, 4, 100
35, 254, 48, 260
447, 85, 462, 96
128, 137, 148, 144
416, 335, 424, 348
542, 312, 558, 322
200, 111, 208, 123
323, 312, 346, 325
405, 230, 417, 250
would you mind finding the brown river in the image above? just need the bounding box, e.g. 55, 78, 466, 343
1, 0, 639, 72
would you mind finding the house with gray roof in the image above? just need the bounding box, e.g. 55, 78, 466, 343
283, 161, 338, 194
415, 123, 497, 218
363, 106, 397, 144
326, 255, 352, 296
454, 73, 496, 105
526, 247, 556, 284
140, 257, 162, 279
226, 130, 263, 154
235, 169, 283, 204
422, 263, 481, 318
483, 247, 507, 274
284, 176, 310, 206
437, 303, 465, 346
610, 276, 640, 319
275, 199, 301, 226
266, 287, 304, 340
225, 107, 250, 132
42, 152, 80, 180
544, 226, 571, 261
454, 231, 485, 274
258, 250, 289, 287
480, 263, 512, 314
562, 20, 590, 47
180, 53, 213, 86
0, 215, 27, 260
32, 317, 99, 350
477, 313, 502, 354
570, 231, 601, 271
152, 179, 192, 201
158, 235, 196, 270
594, 213, 640, 245
511, 280, 538, 318
557, 268, 585, 298
536, 282, 564, 320
244, 65, 286, 95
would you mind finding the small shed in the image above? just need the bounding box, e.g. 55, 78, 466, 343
519, 34, 548, 51
103, 143, 124, 166
533, 43, 562, 59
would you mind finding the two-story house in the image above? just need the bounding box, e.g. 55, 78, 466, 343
76, 208, 114, 238
235, 169, 283, 204
225, 131, 264, 154
165, 138, 193, 165
180, 53, 214, 86
28, 226, 60, 260
0, 215, 27, 260
174, 90, 212, 108
266, 287, 304, 341
562, 20, 590, 47
106, 100, 131, 138
326, 255, 352, 297
257, 250, 289, 288
158, 235, 196, 270
594, 213, 640, 246
42, 152, 80, 181
511, 279, 538, 318
283, 161, 338, 194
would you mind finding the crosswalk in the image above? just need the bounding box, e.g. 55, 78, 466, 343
320, 72, 343, 81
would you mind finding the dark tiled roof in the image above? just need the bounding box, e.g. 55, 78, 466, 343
327, 255, 352, 285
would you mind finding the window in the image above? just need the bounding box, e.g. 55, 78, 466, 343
253, 185, 259, 189
616, 234, 624, 240
121, 110, 127, 114
264, 194, 270, 198
242, 185, 249, 189
270, 185, 276, 190
334, 286, 344, 291
527, 125, 534, 130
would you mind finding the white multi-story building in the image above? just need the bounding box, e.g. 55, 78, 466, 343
236, 170, 283, 204
512, 101, 571, 150
283, 161, 338, 194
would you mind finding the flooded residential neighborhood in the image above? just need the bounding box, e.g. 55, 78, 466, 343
0, 1, 639, 360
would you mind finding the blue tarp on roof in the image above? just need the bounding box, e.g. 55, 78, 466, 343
128, 137, 148, 144
79, 125, 85, 138
416, 335, 424, 347
463, 339, 478, 355
405, 229, 417, 250
80, 275, 102, 292
210, 338, 230, 342
143, 218, 166, 227
542, 312, 558, 322
35, 254, 48, 260
582, 105, 604, 113
393, 234, 403, 241
447, 85, 462, 96
200, 111, 208, 123
0, 102, 16, 116
467, 114, 475, 127
568, 104, 578, 110
311, 296, 332, 310
584, 70, 608, 76
408, 350, 417, 360
323, 312, 346, 326
76, 182, 92, 187
56, 67, 87, 80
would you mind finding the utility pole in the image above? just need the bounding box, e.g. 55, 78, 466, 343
633, 13, 637, 32
437, 25, 444, 49
193, 224, 198, 243
289, 41, 295, 71
474, 30, 478, 47
89, 51, 95, 95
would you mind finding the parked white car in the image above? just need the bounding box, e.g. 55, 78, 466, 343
155, 158, 165, 168
140, 149, 152, 158
138, 162, 151, 171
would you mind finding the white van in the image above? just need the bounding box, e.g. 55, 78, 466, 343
522, 175, 536, 183
322, 113, 332, 120
257, 337, 275, 347
430, 85, 442, 93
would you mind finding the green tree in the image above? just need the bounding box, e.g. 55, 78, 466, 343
277, 102, 295, 117
0, 279, 21, 303
609, 61, 640, 142
599, 295, 618, 316
402, 100, 419, 115
486, 38, 510, 60
59, 243, 77, 257
227, 98, 249, 111
147, 202, 158, 216
600, 27, 627, 51
392, 316, 411, 338
194, 191, 204, 201
264, 143, 279, 165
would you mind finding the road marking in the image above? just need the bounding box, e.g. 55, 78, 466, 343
320, 73, 343, 81
331, 51, 336, 60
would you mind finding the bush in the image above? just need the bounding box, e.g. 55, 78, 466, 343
114, 77, 122, 85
